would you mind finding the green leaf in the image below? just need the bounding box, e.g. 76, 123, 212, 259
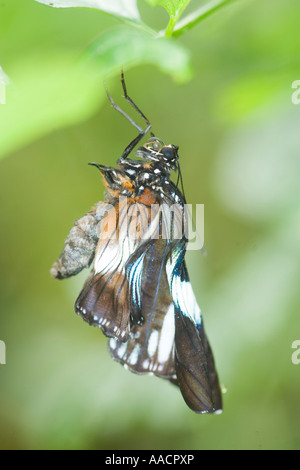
34, 0, 141, 22
85, 26, 193, 83
145, 0, 192, 36
0, 53, 105, 160
146, 0, 183, 16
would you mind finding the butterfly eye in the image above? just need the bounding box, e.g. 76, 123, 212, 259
161, 146, 177, 161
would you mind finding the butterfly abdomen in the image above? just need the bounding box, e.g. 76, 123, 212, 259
50, 202, 109, 279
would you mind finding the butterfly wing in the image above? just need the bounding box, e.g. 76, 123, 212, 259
73, 185, 222, 413
108, 199, 186, 380
109, 238, 177, 380
75, 198, 139, 341
75, 197, 161, 342
167, 244, 222, 414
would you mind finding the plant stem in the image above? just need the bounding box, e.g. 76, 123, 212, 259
173, 0, 238, 37
165, 15, 178, 37
164, 0, 192, 37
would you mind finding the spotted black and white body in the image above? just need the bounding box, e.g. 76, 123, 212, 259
51, 74, 222, 414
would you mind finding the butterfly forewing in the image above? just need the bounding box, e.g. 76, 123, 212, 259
75, 198, 138, 341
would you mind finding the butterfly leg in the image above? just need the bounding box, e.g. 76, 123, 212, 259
105, 74, 152, 161
120, 71, 151, 129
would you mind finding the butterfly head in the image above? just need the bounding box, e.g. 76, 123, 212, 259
135, 137, 179, 172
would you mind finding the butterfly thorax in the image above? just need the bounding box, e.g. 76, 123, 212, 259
102, 137, 181, 203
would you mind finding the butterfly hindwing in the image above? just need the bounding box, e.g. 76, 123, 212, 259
167, 245, 222, 414
109, 238, 177, 380
174, 308, 223, 414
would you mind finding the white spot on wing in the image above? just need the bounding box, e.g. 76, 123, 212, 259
128, 344, 140, 365
147, 330, 159, 358
166, 255, 202, 326
115, 342, 127, 359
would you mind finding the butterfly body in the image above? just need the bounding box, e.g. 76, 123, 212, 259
51, 77, 222, 414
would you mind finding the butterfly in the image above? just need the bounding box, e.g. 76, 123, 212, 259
51, 73, 222, 414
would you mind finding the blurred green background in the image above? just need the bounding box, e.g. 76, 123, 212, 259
1, 0, 300, 450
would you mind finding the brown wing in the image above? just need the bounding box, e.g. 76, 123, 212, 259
168, 249, 223, 414
108, 238, 177, 380
75, 198, 155, 342
175, 313, 223, 414
107, 200, 192, 382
